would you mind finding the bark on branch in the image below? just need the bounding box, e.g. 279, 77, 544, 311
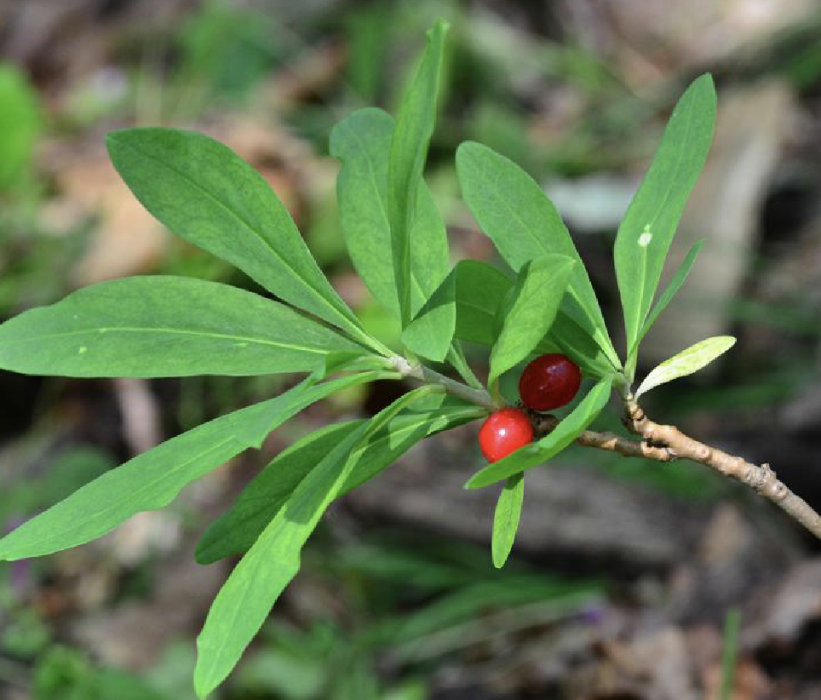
618, 394, 821, 541
527, 398, 821, 540
395, 355, 821, 541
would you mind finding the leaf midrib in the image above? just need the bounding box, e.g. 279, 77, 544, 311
115, 137, 357, 332
199, 448, 352, 692
227, 408, 473, 514
341, 120, 435, 310
0, 326, 332, 356
473, 153, 611, 356
625, 94, 697, 344
0, 436, 236, 558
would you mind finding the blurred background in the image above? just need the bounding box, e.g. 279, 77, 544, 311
1, 0, 821, 698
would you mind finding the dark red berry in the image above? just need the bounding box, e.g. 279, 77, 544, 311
478, 408, 534, 463
519, 353, 581, 412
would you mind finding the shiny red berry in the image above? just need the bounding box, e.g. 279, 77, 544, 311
518, 353, 582, 412
478, 408, 534, 463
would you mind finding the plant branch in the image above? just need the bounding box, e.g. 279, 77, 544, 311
619, 393, 821, 541
525, 410, 676, 462
393, 357, 496, 412
392, 358, 821, 540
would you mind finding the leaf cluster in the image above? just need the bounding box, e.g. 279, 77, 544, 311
0, 20, 727, 697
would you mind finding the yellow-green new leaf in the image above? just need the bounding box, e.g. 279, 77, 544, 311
635, 336, 736, 398
491, 474, 524, 568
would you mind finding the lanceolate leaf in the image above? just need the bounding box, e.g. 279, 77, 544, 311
401, 267, 456, 361
466, 377, 613, 488
614, 75, 716, 353
449, 261, 511, 346
635, 336, 736, 398
0, 276, 365, 378
491, 474, 524, 568
549, 313, 615, 381
489, 255, 575, 387
0, 370, 390, 562
447, 260, 614, 378
627, 239, 704, 375
106, 128, 374, 349
196, 398, 484, 564
330, 108, 449, 318
193, 386, 441, 699
388, 20, 449, 327
455, 141, 620, 369
194, 426, 366, 699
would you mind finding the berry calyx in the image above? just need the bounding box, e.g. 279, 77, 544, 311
478, 408, 534, 463
519, 353, 582, 412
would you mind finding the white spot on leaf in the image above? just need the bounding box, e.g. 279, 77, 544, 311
78, 346, 87, 354
638, 226, 653, 247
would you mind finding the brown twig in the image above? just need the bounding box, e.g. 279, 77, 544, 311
619, 393, 821, 541
525, 399, 821, 540
526, 410, 676, 462
396, 356, 821, 540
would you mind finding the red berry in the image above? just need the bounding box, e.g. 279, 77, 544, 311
518, 353, 581, 412
478, 408, 534, 463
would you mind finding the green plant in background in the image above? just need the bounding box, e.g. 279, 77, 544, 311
0, 62, 95, 317
0, 64, 41, 193
0, 19, 818, 697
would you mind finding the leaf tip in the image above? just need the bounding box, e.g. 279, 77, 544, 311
465, 468, 498, 489
464, 474, 482, 489
104, 129, 125, 157
455, 140, 480, 163
428, 18, 451, 40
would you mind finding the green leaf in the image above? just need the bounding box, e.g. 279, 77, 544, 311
466, 377, 613, 488
401, 268, 456, 361
449, 261, 511, 346
489, 255, 575, 387
455, 141, 620, 369
195, 397, 483, 564
491, 474, 524, 568
0, 276, 366, 378
388, 20, 449, 327
446, 260, 614, 379
193, 386, 441, 698
614, 75, 717, 353
330, 108, 449, 319
628, 240, 704, 368
548, 314, 615, 381
0, 370, 389, 562
635, 336, 736, 398
106, 128, 374, 350
194, 427, 365, 699
0, 65, 41, 189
